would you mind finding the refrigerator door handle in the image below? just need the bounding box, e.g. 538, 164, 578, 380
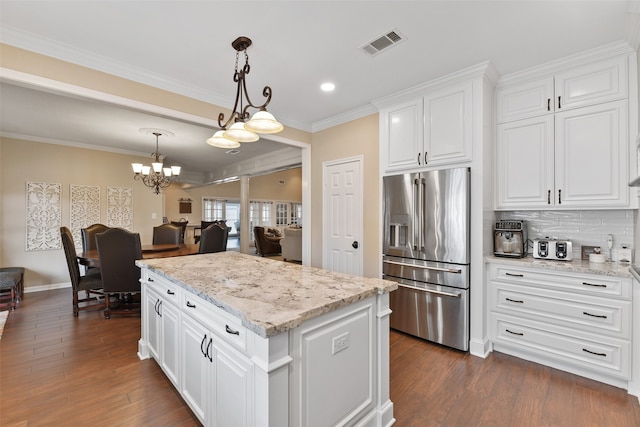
413, 178, 420, 251
420, 177, 425, 252
384, 260, 462, 274
397, 282, 462, 298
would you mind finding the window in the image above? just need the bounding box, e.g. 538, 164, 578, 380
291, 202, 302, 226
275, 202, 289, 226
203, 198, 225, 221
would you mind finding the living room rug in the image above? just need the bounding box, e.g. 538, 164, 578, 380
0, 310, 9, 340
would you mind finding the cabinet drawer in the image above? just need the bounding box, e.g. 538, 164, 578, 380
143, 272, 182, 306
490, 282, 631, 338
492, 314, 630, 379
181, 291, 247, 352
489, 264, 631, 299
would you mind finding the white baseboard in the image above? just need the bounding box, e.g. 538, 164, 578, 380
25, 282, 71, 293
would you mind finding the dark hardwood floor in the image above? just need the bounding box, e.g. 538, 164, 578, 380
2, 288, 639, 426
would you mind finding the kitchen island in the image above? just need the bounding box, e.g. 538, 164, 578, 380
136, 251, 397, 427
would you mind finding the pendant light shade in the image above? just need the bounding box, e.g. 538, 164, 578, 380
207, 130, 241, 149
224, 122, 260, 143
245, 111, 284, 134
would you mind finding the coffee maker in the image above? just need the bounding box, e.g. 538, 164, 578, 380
494, 220, 527, 258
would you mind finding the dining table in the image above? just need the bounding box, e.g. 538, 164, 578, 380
77, 243, 200, 268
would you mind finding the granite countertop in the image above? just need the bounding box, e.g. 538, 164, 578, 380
485, 254, 632, 278
136, 251, 398, 338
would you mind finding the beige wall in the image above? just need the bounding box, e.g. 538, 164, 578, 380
310, 114, 380, 277
163, 168, 303, 224
0, 137, 165, 288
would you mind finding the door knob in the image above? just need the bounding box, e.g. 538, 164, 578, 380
352, 241, 359, 249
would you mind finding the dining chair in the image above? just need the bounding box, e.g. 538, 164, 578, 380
198, 223, 229, 254
153, 223, 182, 245
170, 220, 188, 244
194, 220, 219, 244
60, 226, 105, 316
95, 227, 143, 319
81, 223, 109, 273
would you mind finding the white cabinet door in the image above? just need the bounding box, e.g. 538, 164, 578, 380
160, 301, 181, 388
555, 100, 628, 207
496, 77, 555, 123
380, 99, 423, 172
213, 339, 252, 427
180, 314, 211, 425
555, 56, 627, 112
144, 289, 160, 361
496, 115, 555, 209
423, 81, 473, 165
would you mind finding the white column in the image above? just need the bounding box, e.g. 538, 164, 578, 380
240, 176, 250, 254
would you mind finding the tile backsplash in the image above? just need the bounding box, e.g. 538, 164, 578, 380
497, 210, 636, 262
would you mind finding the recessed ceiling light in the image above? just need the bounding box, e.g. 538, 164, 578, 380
321, 82, 335, 92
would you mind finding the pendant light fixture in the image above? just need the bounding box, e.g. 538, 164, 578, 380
206, 36, 284, 149
132, 128, 181, 195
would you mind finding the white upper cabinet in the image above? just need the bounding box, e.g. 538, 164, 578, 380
496, 115, 555, 208
555, 100, 628, 207
496, 100, 629, 209
424, 81, 473, 166
497, 56, 628, 123
381, 81, 473, 173
495, 50, 635, 210
496, 77, 555, 123
380, 99, 423, 172
554, 56, 627, 112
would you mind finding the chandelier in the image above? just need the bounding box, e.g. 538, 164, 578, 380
132, 128, 181, 195
206, 36, 284, 149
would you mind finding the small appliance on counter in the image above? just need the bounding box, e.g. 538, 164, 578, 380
532, 239, 573, 261
493, 220, 527, 258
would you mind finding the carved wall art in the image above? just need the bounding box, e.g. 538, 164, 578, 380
26, 181, 61, 251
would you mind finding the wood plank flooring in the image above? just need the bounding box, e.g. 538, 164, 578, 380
2, 288, 640, 426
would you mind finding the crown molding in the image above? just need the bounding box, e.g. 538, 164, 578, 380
311, 104, 378, 133
371, 61, 494, 110
497, 40, 636, 87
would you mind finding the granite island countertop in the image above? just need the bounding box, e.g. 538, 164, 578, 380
136, 251, 398, 338
485, 254, 632, 278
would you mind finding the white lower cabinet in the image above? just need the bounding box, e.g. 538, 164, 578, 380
180, 310, 252, 427
488, 263, 632, 388
138, 268, 394, 426
143, 275, 181, 388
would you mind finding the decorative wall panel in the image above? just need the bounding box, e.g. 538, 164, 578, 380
107, 187, 133, 230
70, 185, 101, 248
26, 181, 61, 251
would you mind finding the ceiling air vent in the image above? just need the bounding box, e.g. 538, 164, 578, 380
360, 28, 406, 57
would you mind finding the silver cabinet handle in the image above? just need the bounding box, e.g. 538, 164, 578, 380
384, 260, 462, 274
397, 283, 461, 298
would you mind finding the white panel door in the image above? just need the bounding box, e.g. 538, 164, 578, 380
323, 157, 363, 276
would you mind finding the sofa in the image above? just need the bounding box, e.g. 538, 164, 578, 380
281, 227, 302, 262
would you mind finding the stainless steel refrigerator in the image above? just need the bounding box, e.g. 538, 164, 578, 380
383, 167, 470, 351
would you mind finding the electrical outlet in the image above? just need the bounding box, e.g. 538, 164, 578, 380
151, 213, 157, 220
332, 332, 349, 355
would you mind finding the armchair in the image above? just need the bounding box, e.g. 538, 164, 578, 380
281, 227, 302, 262
254, 226, 282, 256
